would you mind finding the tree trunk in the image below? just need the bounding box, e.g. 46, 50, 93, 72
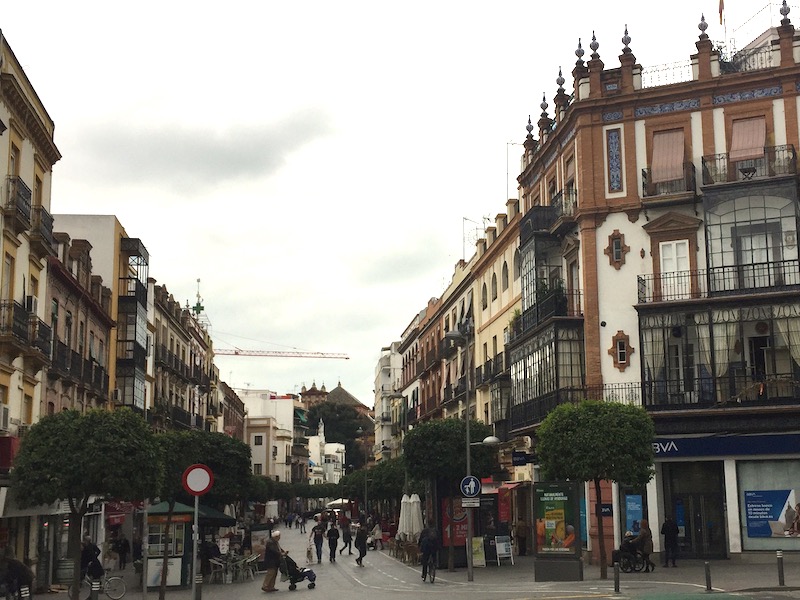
447, 494, 455, 572
594, 478, 608, 579
69, 510, 84, 600
159, 502, 175, 600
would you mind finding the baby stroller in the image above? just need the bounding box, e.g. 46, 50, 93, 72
280, 553, 317, 591
612, 532, 646, 573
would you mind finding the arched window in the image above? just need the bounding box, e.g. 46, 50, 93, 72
513, 249, 521, 279
491, 273, 498, 300
481, 283, 488, 309
502, 262, 509, 290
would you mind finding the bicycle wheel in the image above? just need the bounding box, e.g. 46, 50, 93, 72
428, 557, 436, 583
104, 576, 126, 600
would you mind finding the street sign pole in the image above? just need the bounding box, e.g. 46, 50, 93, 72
183, 465, 214, 600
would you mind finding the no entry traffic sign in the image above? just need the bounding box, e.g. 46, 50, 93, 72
182, 464, 214, 496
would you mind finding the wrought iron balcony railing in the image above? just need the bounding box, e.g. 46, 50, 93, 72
701, 145, 796, 185
641, 162, 696, 197
637, 260, 800, 303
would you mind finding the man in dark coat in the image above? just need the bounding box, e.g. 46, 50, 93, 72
354, 524, 368, 567
261, 531, 283, 593
661, 515, 679, 567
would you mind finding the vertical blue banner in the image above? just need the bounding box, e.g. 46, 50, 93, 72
626, 495, 643, 533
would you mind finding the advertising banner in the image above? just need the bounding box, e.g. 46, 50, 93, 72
471, 537, 486, 567
626, 495, 643, 534
744, 489, 800, 537
534, 482, 579, 556
498, 487, 511, 523
442, 497, 468, 546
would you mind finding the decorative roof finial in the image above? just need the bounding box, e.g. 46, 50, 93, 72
699, 14, 709, 39
540, 93, 549, 118
590, 31, 600, 60
575, 38, 585, 66
526, 115, 534, 138
556, 67, 565, 92
622, 25, 631, 53
781, 0, 791, 25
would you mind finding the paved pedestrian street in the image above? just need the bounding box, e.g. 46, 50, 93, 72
120, 529, 799, 600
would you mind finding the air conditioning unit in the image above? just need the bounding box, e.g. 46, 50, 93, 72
25, 295, 38, 314
0, 406, 9, 431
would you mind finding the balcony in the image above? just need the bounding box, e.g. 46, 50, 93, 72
701, 145, 796, 186
0, 300, 31, 355
379, 412, 391, 422
512, 287, 583, 341
641, 162, 696, 199
637, 261, 800, 304
29, 205, 56, 258
509, 382, 643, 431
3, 176, 32, 236
550, 188, 578, 234
50, 340, 69, 377
171, 405, 193, 429
117, 277, 147, 308
24, 316, 51, 369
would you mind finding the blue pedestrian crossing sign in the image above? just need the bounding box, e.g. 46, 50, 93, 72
460, 475, 481, 498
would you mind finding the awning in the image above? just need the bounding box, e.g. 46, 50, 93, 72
730, 117, 766, 161
147, 501, 236, 527
651, 129, 685, 183
502, 482, 527, 490
0, 486, 61, 518
294, 409, 308, 424
106, 514, 126, 526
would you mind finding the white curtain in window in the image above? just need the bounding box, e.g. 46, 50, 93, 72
775, 318, 800, 366
643, 328, 666, 380
697, 310, 740, 377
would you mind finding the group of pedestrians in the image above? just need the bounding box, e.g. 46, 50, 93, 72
308, 517, 371, 566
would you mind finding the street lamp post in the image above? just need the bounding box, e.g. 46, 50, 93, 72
357, 427, 369, 519
445, 320, 474, 582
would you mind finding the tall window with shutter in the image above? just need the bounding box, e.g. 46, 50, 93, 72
730, 117, 766, 180
650, 129, 685, 194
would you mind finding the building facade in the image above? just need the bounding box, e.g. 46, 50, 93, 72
507, 10, 800, 560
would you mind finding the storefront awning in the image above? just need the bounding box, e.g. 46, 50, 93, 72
0, 486, 62, 518
294, 409, 308, 424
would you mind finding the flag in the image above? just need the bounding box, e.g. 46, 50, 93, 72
719, 0, 724, 24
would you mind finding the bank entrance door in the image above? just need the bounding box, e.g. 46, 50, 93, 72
662, 462, 727, 558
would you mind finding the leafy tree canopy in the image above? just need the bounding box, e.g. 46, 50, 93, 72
12, 408, 161, 512
536, 400, 655, 579
403, 418, 496, 491
156, 429, 252, 510
536, 400, 655, 486
306, 402, 372, 469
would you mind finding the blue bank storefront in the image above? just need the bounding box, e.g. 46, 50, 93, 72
618, 433, 800, 559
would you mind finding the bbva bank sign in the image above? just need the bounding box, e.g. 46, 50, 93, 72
651, 434, 800, 458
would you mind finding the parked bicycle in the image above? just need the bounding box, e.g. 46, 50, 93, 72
68, 571, 126, 600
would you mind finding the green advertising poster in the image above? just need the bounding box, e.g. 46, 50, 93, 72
534, 482, 579, 556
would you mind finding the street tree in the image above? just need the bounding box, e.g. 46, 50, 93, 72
153, 429, 251, 600
403, 418, 496, 570
11, 409, 161, 600
536, 400, 655, 579
306, 402, 372, 469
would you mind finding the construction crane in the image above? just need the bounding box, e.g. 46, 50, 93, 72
214, 348, 349, 360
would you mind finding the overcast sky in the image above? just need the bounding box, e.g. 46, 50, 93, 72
2, 0, 779, 407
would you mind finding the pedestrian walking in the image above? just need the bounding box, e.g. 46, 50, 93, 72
261, 531, 284, 593
116, 533, 131, 570
326, 523, 340, 562
310, 520, 326, 564
354, 524, 368, 566
514, 519, 528, 556
661, 515, 679, 567
299, 515, 306, 534
339, 523, 353, 555
632, 518, 656, 572
370, 522, 384, 550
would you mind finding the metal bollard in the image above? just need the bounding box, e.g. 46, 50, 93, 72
91, 579, 101, 600
194, 573, 203, 600
614, 562, 620, 594
704, 561, 712, 592
19, 585, 30, 600
777, 550, 785, 587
